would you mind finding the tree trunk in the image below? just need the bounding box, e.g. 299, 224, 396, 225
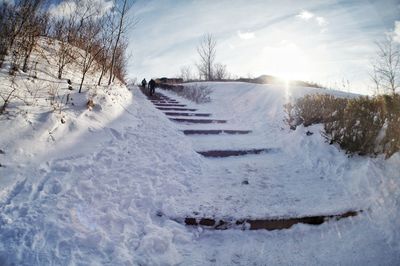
98, 67, 105, 85
58, 45, 65, 79
22, 37, 35, 73
108, 0, 127, 85
79, 73, 85, 93
58, 65, 64, 79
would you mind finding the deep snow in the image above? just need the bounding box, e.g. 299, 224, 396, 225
0, 51, 399, 265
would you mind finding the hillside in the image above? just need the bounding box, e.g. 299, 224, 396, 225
0, 47, 399, 264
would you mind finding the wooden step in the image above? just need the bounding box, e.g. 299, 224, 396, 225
149, 96, 170, 100
177, 210, 361, 230
197, 148, 273, 157
150, 97, 172, 101
164, 112, 211, 117
151, 101, 180, 104
154, 103, 186, 107
169, 118, 227, 124
157, 107, 198, 111
182, 129, 252, 135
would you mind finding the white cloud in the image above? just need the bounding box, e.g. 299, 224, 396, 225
49, 0, 113, 20
49, 1, 77, 18
316, 16, 327, 26
237, 30, 255, 40
394, 21, 400, 43
297, 10, 314, 20
296, 10, 327, 30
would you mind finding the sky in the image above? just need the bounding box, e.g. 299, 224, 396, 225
126, 0, 400, 94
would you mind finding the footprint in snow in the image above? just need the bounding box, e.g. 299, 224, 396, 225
108, 128, 124, 141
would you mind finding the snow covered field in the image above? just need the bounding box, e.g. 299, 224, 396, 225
1, 59, 400, 265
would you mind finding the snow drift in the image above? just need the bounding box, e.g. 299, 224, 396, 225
0, 41, 399, 265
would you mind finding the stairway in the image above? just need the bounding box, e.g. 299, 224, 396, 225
143, 90, 273, 158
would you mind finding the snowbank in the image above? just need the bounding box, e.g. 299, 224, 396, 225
0, 63, 399, 265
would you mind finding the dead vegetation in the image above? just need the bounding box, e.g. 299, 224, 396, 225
159, 83, 212, 104
285, 93, 400, 158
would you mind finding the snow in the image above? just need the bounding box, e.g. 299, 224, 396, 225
0, 43, 399, 265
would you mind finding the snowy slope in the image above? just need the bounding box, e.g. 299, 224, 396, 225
160, 83, 377, 218
0, 67, 399, 266
160, 82, 400, 263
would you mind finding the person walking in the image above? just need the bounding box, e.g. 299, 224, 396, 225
148, 79, 156, 96
141, 78, 147, 88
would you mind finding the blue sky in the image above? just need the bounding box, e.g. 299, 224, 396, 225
127, 0, 400, 94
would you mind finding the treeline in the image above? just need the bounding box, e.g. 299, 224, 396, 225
0, 0, 133, 92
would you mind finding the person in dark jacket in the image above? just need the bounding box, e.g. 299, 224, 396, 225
141, 78, 147, 88
148, 79, 156, 96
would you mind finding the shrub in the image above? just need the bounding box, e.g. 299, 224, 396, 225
160, 83, 212, 104
372, 94, 400, 157
325, 96, 385, 155
284, 94, 348, 128
286, 93, 400, 158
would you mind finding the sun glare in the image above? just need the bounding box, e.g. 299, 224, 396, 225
262, 42, 310, 81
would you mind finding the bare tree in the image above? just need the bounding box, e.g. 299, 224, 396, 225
214, 63, 228, 80
197, 33, 216, 81
78, 19, 103, 93
0, 0, 47, 72
112, 41, 128, 83
0, 2, 12, 67
96, 12, 115, 85
21, 13, 48, 72
52, 3, 78, 80
0, 87, 17, 114
8, 0, 45, 50
54, 19, 74, 79
108, 0, 134, 85
370, 64, 381, 95
371, 37, 400, 94
179, 65, 194, 81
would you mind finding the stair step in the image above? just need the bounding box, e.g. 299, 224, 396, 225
152, 101, 180, 104
151, 98, 177, 101
149, 96, 171, 100
182, 129, 252, 135
177, 210, 360, 230
164, 112, 211, 117
157, 107, 198, 111
197, 148, 273, 158
169, 118, 227, 124
154, 103, 186, 107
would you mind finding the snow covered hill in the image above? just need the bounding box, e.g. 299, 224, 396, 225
0, 50, 399, 266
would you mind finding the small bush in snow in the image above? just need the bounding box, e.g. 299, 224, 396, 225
181, 84, 212, 103
86, 99, 95, 110
286, 93, 400, 158
161, 84, 212, 104
284, 94, 348, 128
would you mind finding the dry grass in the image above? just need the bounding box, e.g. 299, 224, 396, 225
160, 83, 212, 104
286, 93, 400, 158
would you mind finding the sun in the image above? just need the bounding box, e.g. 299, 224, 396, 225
262, 42, 311, 81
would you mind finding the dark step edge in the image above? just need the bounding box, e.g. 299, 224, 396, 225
196, 148, 276, 157
164, 112, 211, 117
154, 104, 187, 107
182, 130, 252, 135
169, 118, 227, 124
152, 101, 180, 104
151, 99, 178, 101
171, 210, 362, 230
157, 107, 198, 111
